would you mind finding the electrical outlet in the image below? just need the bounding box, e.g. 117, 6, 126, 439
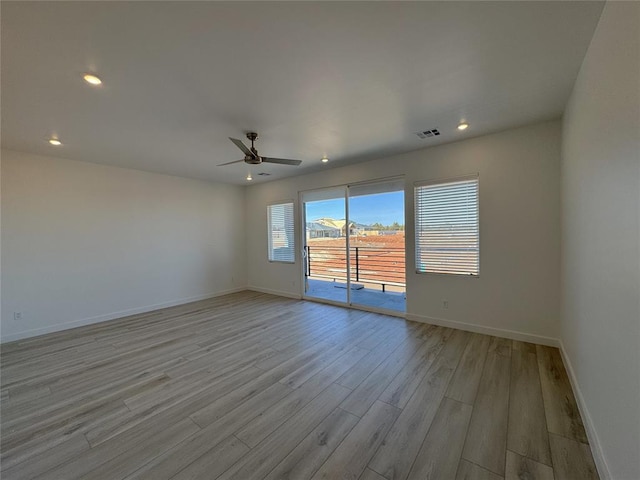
442, 300, 449, 310
14, 312, 23, 320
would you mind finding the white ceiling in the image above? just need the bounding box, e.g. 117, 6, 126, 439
1, 1, 604, 185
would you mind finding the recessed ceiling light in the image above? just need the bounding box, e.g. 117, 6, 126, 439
49, 138, 62, 146
321, 156, 329, 163
83, 74, 102, 86
246, 174, 253, 181
457, 122, 469, 131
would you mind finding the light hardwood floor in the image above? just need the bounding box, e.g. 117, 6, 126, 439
0, 291, 598, 480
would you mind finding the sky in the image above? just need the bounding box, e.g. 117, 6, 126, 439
305, 191, 404, 226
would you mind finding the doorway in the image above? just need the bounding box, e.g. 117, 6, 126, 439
302, 179, 406, 314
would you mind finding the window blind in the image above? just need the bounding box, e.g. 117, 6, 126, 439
268, 202, 295, 263
414, 176, 479, 276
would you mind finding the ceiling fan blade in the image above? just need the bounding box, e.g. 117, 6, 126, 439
262, 157, 302, 166
217, 159, 245, 166
229, 137, 255, 157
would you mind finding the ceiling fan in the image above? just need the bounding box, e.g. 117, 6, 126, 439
218, 132, 302, 167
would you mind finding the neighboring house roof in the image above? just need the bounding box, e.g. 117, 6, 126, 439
306, 222, 340, 231
314, 218, 347, 230
313, 218, 367, 230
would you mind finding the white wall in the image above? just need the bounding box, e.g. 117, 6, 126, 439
561, 3, 640, 479
1, 150, 247, 342
246, 120, 561, 344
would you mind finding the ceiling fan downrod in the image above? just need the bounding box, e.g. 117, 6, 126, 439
247, 132, 259, 157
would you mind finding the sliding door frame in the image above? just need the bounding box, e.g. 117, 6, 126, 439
299, 175, 406, 317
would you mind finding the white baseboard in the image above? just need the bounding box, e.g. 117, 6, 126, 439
405, 313, 560, 347
1, 287, 247, 344
559, 341, 612, 480
246, 289, 559, 347
247, 285, 302, 300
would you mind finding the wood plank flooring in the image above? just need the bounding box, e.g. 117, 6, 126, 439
0, 291, 598, 479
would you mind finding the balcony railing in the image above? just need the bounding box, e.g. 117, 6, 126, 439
305, 245, 405, 291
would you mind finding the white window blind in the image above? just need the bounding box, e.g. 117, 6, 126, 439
415, 176, 479, 276
268, 202, 295, 263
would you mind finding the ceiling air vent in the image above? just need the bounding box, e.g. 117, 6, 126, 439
415, 129, 441, 139
257, 172, 271, 176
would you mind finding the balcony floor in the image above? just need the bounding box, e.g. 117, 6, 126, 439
305, 277, 406, 313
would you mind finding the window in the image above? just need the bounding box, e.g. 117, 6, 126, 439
268, 202, 295, 263
415, 176, 479, 276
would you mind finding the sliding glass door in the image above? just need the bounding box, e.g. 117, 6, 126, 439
347, 180, 405, 312
302, 179, 406, 313
302, 187, 349, 304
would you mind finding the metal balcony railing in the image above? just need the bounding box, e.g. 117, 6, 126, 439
305, 245, 405, 291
